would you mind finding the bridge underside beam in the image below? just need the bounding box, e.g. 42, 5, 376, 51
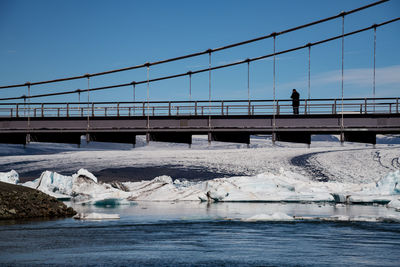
275, 132, 311, 144
0, 133, 27, 145
88, 132, 136, 145
30, 132, 82, 145
149, 132, 192, 144
211, 132, 250, 144
343, 132, 376, 145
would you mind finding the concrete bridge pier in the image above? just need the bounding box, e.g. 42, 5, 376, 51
149, 132, 192, 145
275, 132, 311, 145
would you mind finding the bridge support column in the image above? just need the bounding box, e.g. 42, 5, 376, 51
88, 132, 136, 145
30, 132, 82, 145
0, 133, 28, 145
343, 132, 376, 145
275, 132, 311, 144
211, 132, 250, 144
149, 132, 192, 144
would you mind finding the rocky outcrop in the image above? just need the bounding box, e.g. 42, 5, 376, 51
0, 181, 76, 220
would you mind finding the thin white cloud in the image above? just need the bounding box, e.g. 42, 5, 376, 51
280, 65, 400, 89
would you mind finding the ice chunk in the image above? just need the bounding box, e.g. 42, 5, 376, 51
375, 170, 400, 195
153, 175, 173, 184
387, 198, 400, 211
0, 170, 19, 184
243, 213, 294, 222
73, 168, 98, 183
73, 212, 120, 220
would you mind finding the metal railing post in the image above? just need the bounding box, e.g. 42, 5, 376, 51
364, 98, 367, 114
117, 103, 120, 117
143, 102, 145, 116
276, 100, 280, 115
195, 101, 197, 116
16, 104, 19, 117
221, 101, 224, 115
333, 99, 337, 114
66, 103, 69, 117
168, 102, 171, 116
396, 98, 399, 113
11, 108, 13, 118
92, 103, 95, 117
105, 107, 107, 116
304, 99, 308, 115
176, 106, 179, 115
57, 108, 60, 117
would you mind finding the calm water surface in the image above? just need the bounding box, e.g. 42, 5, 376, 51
1, 202, 399, 266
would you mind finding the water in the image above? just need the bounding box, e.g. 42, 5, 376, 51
1, 202, 399, 266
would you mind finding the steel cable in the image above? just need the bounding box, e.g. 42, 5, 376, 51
0, 0, 389, 90
0, 17, 398, 101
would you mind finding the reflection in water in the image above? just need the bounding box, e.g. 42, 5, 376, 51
0, 202, 399, 266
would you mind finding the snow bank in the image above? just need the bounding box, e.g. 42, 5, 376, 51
0, 170, 19, 184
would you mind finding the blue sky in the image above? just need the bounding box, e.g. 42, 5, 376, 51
0, 0, 399, 104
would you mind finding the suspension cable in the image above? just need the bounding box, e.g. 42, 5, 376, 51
273, 34, 276, 138
188, 71, 192, 101
146, 64, 150, 128
86, 75, 90, 131
1, 18, 398, 101
341, 14, 345, 132
308, 44, 311, 101
0, 0, 389, 90
27, 83, 30, 129
132, 82, 136, 102
208, 50, 212, 117
373, 25, 377, 112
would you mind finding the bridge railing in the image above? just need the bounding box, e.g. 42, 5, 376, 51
0, 98, 398, 118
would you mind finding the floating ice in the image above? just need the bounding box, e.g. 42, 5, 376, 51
22, 169, 131, 203
387, 198, 400, 211
0, 170, 19, 184
243, 213, 294, 222
73, 212, 120, 220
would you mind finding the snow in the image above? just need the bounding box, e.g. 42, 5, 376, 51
0, 170, 19, 184
1, 135, 400, 221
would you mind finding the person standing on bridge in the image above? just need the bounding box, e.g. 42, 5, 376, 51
291, 89, 300, 115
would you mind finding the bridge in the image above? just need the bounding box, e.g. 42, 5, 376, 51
0, 98, 399, 145
1, 1, 399, 146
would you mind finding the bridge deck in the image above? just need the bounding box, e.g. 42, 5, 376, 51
0, 98, 399, 145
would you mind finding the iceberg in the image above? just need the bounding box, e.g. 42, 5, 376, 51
22, 169, 131, 203
0, 170, 19, 184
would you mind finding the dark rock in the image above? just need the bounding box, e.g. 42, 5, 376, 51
0, 181, 77, 220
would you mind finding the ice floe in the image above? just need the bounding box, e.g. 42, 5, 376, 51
242, 212, 294, 221
73, 212, 120, 220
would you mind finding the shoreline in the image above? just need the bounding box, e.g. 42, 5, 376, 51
0, 181, 76, 220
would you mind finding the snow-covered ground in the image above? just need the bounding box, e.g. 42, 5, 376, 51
1, 135, 400, 220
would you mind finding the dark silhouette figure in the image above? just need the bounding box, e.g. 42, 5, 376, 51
291, 89, 300, 115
